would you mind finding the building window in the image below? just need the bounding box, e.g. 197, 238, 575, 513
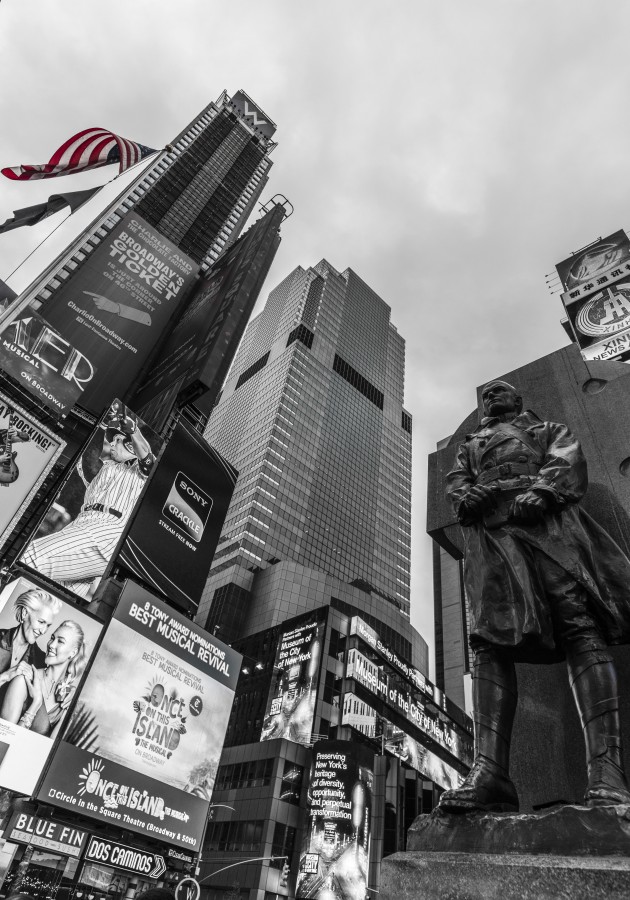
287, 324, 314, 349
279, 760, 304, 805
236, 351, 270, 389
271, 823, 296, 866
332, 355, 384, 410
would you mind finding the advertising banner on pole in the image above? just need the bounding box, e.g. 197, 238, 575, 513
37, 581, 241, 851
19, 399, 163, 603
261, 617, 324, 745
117, 418, 237, 613
296, 740, 373, 900
37, 212, 199, 414
0, 576, 102, 796
0, 393, 65, 552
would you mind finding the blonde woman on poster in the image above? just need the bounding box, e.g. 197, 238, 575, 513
0, 620, 88, 736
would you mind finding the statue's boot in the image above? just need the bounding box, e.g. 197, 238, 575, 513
438, 650, 519, 813
568, 647, 630, 807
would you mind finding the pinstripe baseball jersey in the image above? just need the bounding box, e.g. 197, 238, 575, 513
22, 457, 151, 598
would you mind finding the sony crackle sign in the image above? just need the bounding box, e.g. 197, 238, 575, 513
118, 418, 237, 612
162, 472, 213, 544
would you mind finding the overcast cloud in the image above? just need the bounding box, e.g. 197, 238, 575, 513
2, 0, 629, 674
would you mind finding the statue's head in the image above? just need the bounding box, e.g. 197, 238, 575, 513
481, 380, 522, 418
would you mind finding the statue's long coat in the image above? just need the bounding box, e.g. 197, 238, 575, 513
447, 410, 630, 661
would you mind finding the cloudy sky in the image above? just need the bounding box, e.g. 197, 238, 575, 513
2, 0, 628, 674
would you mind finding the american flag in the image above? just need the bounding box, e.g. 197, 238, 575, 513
2, 127, 156, 181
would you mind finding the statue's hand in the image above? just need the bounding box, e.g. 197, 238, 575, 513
511, 490, 549, 523
459, 485, 497, 523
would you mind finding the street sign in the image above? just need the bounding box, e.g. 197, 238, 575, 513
84, 836, 166, 878
175, 876, 200, 900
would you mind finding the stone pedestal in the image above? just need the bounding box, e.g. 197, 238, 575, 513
380, 851, 630, 900
379, 806, 630, 900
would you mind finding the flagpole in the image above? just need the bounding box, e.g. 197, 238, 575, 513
2, 210, 73, 282
0, 147, 169, 331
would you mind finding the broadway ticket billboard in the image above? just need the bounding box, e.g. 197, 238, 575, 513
261, 615, 325, 745
296, 740, 374, 900
19, 399, 163, 604
118, 418, 237, 613
0, 576, 102, 796
37, 582, 241, 851
0, 393, 65, 552
37, 212, 198, 414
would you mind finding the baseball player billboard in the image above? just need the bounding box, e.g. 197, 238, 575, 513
118, 418, 237, 613
37, 581, 240, 851
0, 392, 65, 552
19, 399, 164, 602
36, 212, 199, 415
0, 575, 102, 796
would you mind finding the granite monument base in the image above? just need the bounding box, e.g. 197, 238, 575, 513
379, 805, 630, 899
380, 851, 630, 900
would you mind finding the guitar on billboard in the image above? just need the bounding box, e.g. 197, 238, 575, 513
0, 409, 30, 486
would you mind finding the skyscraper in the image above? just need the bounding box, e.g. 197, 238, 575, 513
194, 262, 473, 899
198, 259, 413, 636
23, 90, 275, 302
5, 90, 276, 417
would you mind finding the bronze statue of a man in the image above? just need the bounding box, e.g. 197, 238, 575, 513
439, 380, 630, 813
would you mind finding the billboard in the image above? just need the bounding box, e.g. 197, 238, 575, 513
5, 809, 89, 858
555, 230, 630, 294
118, 418, 237, 613
296, 741, 373, 900
0, 309, 90, 415
37, 582, 241, 851
37, 212, 199, 414
133, 203, 284, 413
340, 693, 463, 792
0, 394, 65, 552
563, 283, 630, 362
0, 576, 102, 795
261, 618, 324, 745
20, 399, 163, 602
345, 648, 472, 765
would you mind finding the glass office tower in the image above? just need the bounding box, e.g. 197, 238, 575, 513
198, 259, 413, 638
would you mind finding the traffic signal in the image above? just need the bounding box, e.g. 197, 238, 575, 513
279, 861, 290, 888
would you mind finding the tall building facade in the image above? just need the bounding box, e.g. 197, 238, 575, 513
198, 259, 413, 638
190, 261, 475, 900
18, 88, 275, 345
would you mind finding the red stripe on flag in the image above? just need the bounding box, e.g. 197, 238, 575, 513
2, 128, 155, 181
49, 128, 108, 167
